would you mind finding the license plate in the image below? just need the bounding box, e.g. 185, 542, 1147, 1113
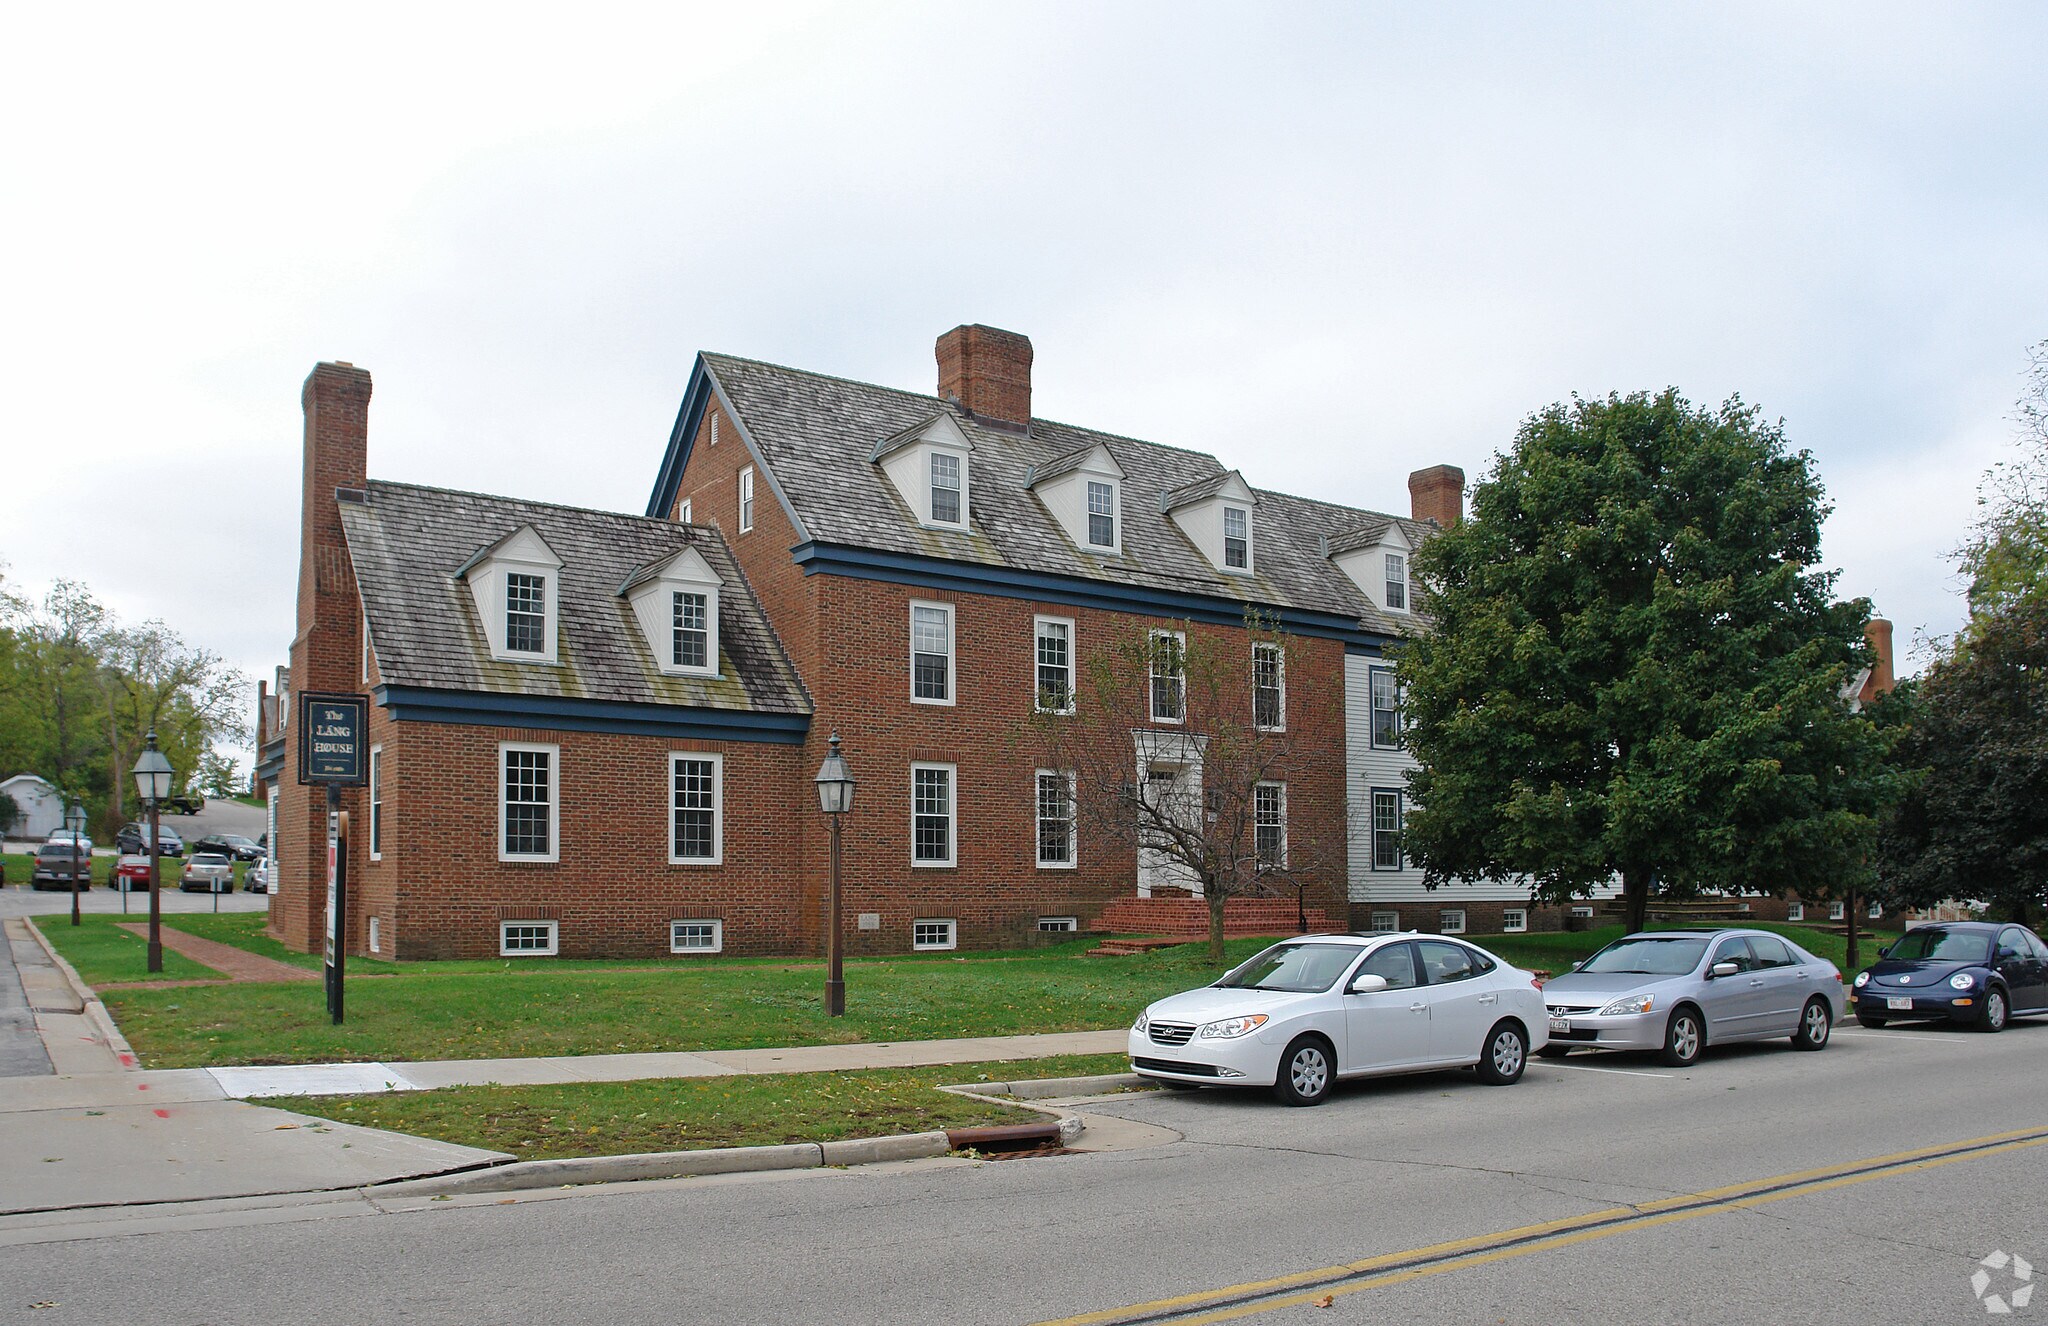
1887, 997, 1914, 1011
1549, 1017, 1571, 1034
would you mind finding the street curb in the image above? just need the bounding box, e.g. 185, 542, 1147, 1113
21, 917, 137, 1069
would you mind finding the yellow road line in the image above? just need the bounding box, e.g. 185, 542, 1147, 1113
1032, 1125, 2048, 1326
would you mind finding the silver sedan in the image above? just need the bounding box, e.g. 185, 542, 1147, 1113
1539, 928, 1846, 1066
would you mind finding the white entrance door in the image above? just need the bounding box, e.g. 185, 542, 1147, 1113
1135, 732, 1205, 898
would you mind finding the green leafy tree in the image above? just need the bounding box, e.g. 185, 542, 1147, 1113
1400, 389, 1897, 932
1960, 340, 2048, 619
1875, 600, 2048, 925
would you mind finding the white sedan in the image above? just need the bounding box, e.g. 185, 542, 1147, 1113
1129, 932, 1550, 1105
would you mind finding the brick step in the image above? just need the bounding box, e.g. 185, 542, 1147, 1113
1089, 897, 1334, 945
1087, 937, 1197, 958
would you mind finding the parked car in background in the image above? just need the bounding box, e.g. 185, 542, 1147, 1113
161, 791, 203, 816
243, 857, 270, 893
178, 852, 236, 893
1130, 932, 1547, 1105
111, 855, 154, 892
1849, 922, 2048, 1032
30, 842, 93, 890
115, 822, 185, 857
44, 829, 94, 853
193, 834, 262, 862
1541, 929, 1844, 1066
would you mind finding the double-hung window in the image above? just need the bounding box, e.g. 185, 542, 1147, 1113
1371, 787, 1404, 871
739, 466, 755, 533
671, 591, 709, 670
1369, 665, 1402, 749
1149, 631, 1185, 724
910, 602, 954, 704
505, 573, 547, 654
930, 452, 963, 525
1034, 616, 1074, 714
500, 743, 558, 862
669, 753, 722, 864
1384, 553, 1407, 611
912, 763, 956, 866
368, 746, 383, 859
1254, 781, 1286, 867
1223, 505, 1250, 570
1253, 642, 1284, 731
1036, 770, 1076, 868
1086, 480, 1116, 548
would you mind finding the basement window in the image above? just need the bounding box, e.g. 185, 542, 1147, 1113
1370, 910, 1400, 931
913, 918, 957, 951
1501, 909, 1527, 934
500, 921, 558, 956
1438, 909, 1466, 935
670, 919, 723, 954
1037, 916, 1078, 933
1787, 901, 1805, 922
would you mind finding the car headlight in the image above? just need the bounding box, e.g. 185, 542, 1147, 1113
1598, 994, 1656, 1017
1198, 1014, 1269, 1039
1853, 971, 1869, 988
1132, 1011, 1149, 1033
1949, 972, 1976, 991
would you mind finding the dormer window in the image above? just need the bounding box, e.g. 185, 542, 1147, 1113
1327, 520, 1414, 616
458, 525, 564, 665
671, 591, 709, 669
506, 573, 548, 653
930, 452, 964, 526
1384, 553, 1408, 611
1223, 506, 1250, 571
1087, 480, 1116, 548
620, 545, 722, 678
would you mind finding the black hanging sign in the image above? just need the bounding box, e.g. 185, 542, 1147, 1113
298, 692, 370, 786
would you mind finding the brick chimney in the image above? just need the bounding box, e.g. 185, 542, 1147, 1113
1408, 464, 1465, 527
296, 362, 372, 647
936, 325, 1032, 429
1859, 618, 1896, 704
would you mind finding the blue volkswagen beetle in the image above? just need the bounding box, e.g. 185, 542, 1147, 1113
1849, 922, 2048, 1032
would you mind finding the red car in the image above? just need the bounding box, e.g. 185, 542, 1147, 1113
111, 855, 155, 892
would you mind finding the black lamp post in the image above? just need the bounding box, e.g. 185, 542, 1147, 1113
132, 731, 173, 973
65, 801, 86, 926
813, 732, 856, 1017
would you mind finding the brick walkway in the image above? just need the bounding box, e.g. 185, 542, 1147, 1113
115, 924, 318, 983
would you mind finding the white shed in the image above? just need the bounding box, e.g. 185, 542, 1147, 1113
0, 774, 63, 841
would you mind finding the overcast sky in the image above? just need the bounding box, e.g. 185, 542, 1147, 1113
6, 3, 2044, 773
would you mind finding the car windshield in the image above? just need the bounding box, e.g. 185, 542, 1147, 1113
1887, 929, 1993, 964
1216, 943, 1360, 993
1577, 936, 1710, 976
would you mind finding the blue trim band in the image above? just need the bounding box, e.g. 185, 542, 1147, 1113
791, 541, 1396, 649
646, 357, 711, 519
376, 685, 810, 744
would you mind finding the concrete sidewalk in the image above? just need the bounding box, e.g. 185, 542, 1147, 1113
1, 915, 1130, 1217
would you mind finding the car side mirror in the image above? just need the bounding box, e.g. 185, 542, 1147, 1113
1710, 961, 1740, 979
1349, 973, 1391, 994
1878, 945, 1891, 959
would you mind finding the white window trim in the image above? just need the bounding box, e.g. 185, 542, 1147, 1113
498, 741, 561, 864
1253, 641, 1285, 733
368, 744, 383, 861
909, 601, 956, 707
669, 918, 725, 954
1084, 478, 1120, 553
913, 918, 958, 951
1787, 901, 1805, 922
738, 466, 755, 533
1221, 503, 1253, 575
1368, 664, 1402, 751
911, 761, 957, 868
1036, 768, 1078, 870
1034, 615, 1076, 715
368, 915, 382, 953
1439, 909, 1466, 935
1570, 905, 1595, 919
1384, 551, 1410, 615
1501, 908, 1528, 934
1149, 629, 1186, 725
667, 752, 724, 865
499, 920, 559, 957
1370, 910, 1400, 931
1869, 900, 1883, 920
1037, 916, 1078, 933
678, 497, 693, 522
1828, 901, 1846, 921
362, 609, 372, 686
927, 449, 969, 530
1369, 786, 1404, 872
1255, 780, 1288, 869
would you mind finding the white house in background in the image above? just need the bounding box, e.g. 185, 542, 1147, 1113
0, 774, 64, 841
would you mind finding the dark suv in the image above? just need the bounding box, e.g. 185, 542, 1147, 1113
115, 822, 185, 857
31, 842, 92, 890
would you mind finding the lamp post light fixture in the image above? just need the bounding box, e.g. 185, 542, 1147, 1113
65, 801, 87, 927
131, 730, 174, 974
813, 732, 856, 1017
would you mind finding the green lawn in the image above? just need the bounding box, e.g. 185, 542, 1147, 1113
278, 1052, 1129, 1160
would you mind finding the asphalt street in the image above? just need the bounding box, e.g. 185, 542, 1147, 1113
3, 1014, 2043, 1324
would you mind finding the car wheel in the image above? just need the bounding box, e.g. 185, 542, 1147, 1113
1980, 987, 2009, 1033
1475, 1021, 1528, 1085
1856, 1013, 1888, 1029
1792, 998, 1832, 1050
1271, 1035, 1335, 1107
1659, 1007, 1704, 1067
1537, 1044, 1574, 1059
